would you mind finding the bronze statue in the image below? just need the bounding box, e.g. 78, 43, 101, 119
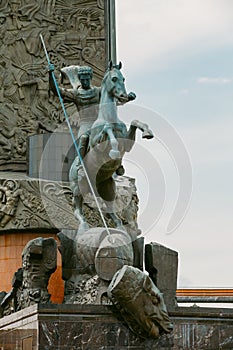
67, 62, 153, 232
47, 57, 173, 340
49, 64, 135, 161
49, 65, 100, 159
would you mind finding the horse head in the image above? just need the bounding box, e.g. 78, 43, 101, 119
103, 61, 128, 103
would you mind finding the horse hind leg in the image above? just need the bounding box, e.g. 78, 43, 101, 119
107, 212, 125, 231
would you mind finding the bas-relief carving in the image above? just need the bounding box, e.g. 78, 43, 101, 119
0, 176, 139, 234
0, 180, 24, 227
0, 0, 106, 171
0, 178, 76, 230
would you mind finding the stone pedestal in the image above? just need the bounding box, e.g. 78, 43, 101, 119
28, 133, 76, 182
1, 304, 233, 349
145, 243, 178, 310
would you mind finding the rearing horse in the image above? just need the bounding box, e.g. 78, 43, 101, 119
69, 62, 154, 232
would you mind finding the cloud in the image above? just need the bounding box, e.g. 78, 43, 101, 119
117, 0, 233, 70
179, 89, 189, 95
115, 0, 233, 290
180, 117, 233, 165
146, 206, 233, 287
197, 77, 232, 84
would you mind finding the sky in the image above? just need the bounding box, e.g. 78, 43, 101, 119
116, 0, 233, 289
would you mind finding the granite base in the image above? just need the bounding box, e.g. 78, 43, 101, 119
0, 304, 233, 349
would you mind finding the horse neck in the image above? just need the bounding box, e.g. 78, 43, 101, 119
98, 85, 119, 123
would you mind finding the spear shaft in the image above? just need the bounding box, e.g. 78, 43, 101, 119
39, 34, 111, 235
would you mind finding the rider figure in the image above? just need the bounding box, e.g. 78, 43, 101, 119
48, 64, 136, 173
49, 65, 100, 159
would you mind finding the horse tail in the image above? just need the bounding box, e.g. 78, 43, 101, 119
96, 178, 116, 202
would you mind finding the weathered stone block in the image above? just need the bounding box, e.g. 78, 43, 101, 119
145, 242, 178, 309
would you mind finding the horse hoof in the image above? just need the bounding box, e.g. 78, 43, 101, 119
142, 130, 154, 139
109, 149, 121, 159
116, 165, 125, 176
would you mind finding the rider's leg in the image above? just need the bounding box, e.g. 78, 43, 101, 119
78, 134, 89, 160
73, 193, 89, 232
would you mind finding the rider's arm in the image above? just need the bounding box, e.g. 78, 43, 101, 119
48, 64, 59, 96
48, 64, 75, 102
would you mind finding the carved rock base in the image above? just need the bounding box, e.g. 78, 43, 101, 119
0, 231, 63, 304
58, 227, 134, 304
108, 265, 173, 339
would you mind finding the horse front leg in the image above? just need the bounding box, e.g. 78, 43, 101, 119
105, 126, 121, 159
131, 119, 154, 139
